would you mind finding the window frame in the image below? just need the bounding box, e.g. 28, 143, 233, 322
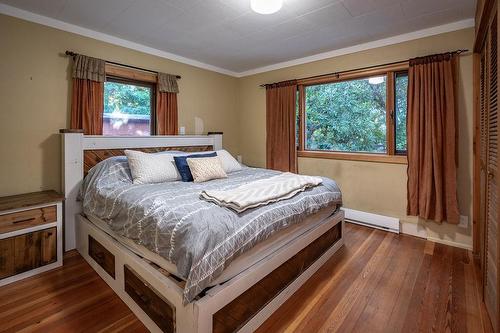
103, 64, 158, 136
394, 71, 409, 156
296, 63, 409, 164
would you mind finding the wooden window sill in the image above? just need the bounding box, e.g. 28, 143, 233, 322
297, 150, 408, 164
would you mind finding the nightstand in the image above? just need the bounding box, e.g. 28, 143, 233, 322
0, 190, 64, 286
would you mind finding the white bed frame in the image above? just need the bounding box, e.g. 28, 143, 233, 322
61, 132, 345, 333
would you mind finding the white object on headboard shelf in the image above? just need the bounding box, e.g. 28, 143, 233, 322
60, 132, 223, 251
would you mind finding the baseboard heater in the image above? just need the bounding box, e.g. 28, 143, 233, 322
341, 208, 400, 234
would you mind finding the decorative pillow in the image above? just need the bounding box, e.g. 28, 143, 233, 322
173, 152, 217, 182
187, 156, 227, 183
125, 150, 180, 184
216, 150, 242, 173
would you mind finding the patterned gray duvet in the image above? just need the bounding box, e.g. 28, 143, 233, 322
80, 156, 342, 303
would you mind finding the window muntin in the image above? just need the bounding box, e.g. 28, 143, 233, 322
395, 72, 408, 154
304, 75, 388, 153
103, 78, 154, 136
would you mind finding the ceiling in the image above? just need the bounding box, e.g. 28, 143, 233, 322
0, 0, 475, 74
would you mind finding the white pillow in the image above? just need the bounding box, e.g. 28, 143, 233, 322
216, 150, 242, 173
187, 156, 227, 183
125, 150, 180, 184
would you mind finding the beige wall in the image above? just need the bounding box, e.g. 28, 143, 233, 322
237, 28, 474, 248
0, 13, 474, 247
0, 14, 239, 196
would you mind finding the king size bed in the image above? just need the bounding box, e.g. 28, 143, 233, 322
61, 131, 344, 333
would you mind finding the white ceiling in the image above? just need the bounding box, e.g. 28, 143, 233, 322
0, 0, 475, 73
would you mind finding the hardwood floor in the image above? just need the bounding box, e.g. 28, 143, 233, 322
0, 250, 148, 333
0, 223, 490, 333
257, 223, 490, 333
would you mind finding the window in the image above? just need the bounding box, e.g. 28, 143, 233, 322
297, 67, 408, 163
103, 77, 155, 136
394, 72, 408, 154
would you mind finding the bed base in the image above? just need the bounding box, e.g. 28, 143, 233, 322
76, 211, 344, 333
62, 132, 345, 332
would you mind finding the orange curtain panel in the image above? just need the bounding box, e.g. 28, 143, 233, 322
406, 53, 460, 224
156, 73, 179, 135
266, 80, 298, 173
70, 54, 105, 135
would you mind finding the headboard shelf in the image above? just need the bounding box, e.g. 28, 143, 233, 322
61, 132, 223, 251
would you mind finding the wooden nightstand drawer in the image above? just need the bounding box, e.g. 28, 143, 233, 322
0, 206, 57, 234
0, 227, 57, 279
0, 191, 63, 287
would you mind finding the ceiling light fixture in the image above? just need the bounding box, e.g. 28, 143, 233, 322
251, 0, 283, 14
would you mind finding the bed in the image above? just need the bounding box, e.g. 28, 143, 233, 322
61, 131, 345, 333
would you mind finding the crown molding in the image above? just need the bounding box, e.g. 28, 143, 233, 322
0, 3, 239, 77
0, 3, 474, 78
235, 18, 475, 77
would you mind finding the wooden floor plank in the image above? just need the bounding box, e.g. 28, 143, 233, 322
349, 235, 426, 333
255, 222, 373, 333
384, 237, 428, 333
450, 247, 469, 333
0, 223, 487, 333
317, 232, 398, 333
281, 228, 387, 333
416, 243, 454, 333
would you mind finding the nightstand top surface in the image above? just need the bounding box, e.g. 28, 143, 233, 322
0, 190, 64, 212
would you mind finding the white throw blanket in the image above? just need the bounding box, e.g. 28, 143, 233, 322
200, 172, 323, 213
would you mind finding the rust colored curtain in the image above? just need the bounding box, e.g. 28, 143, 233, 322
70, 79, 103, 134
70, 55, 105, 134
157, 92, 178, 135
407, 53, 460, 224
156, 73, 179, 135
266, 80, 297, 173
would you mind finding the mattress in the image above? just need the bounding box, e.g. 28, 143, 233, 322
80, 157, 342, 302
86, 204, 338, 287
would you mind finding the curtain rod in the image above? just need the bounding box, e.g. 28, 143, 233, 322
259, 49, 469, 87
65, 51, 181, 79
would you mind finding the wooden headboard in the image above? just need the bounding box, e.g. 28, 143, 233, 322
60, 131, 223, 251
83, 146, 213, 175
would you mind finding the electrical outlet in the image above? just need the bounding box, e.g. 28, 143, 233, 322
458, 215, 469, 228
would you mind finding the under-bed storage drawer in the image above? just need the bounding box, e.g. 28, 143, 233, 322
88, 235, 115, 278
124, 265, 176, 333
0, 206, 57, 234
0, 227, 57, 279
213, 221, 342, 333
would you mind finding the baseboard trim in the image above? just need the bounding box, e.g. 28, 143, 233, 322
426, 237, 473, 251
342, 208, 400, 234
343, 208, 472, 250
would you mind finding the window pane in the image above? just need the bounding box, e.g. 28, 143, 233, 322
305, 75, 387, 153
395, 73, 408, 153
103, 81, 152, 136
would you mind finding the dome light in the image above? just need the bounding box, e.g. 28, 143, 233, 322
251, 0, 283, 15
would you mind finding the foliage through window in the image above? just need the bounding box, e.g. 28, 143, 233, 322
298, 69, 408, 159
103, 78, 154, 136
395, 72, 408, 154
305, 75, 387, 153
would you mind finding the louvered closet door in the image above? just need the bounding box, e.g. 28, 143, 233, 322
484, 13, 499, 332
481, 47, 489, 271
